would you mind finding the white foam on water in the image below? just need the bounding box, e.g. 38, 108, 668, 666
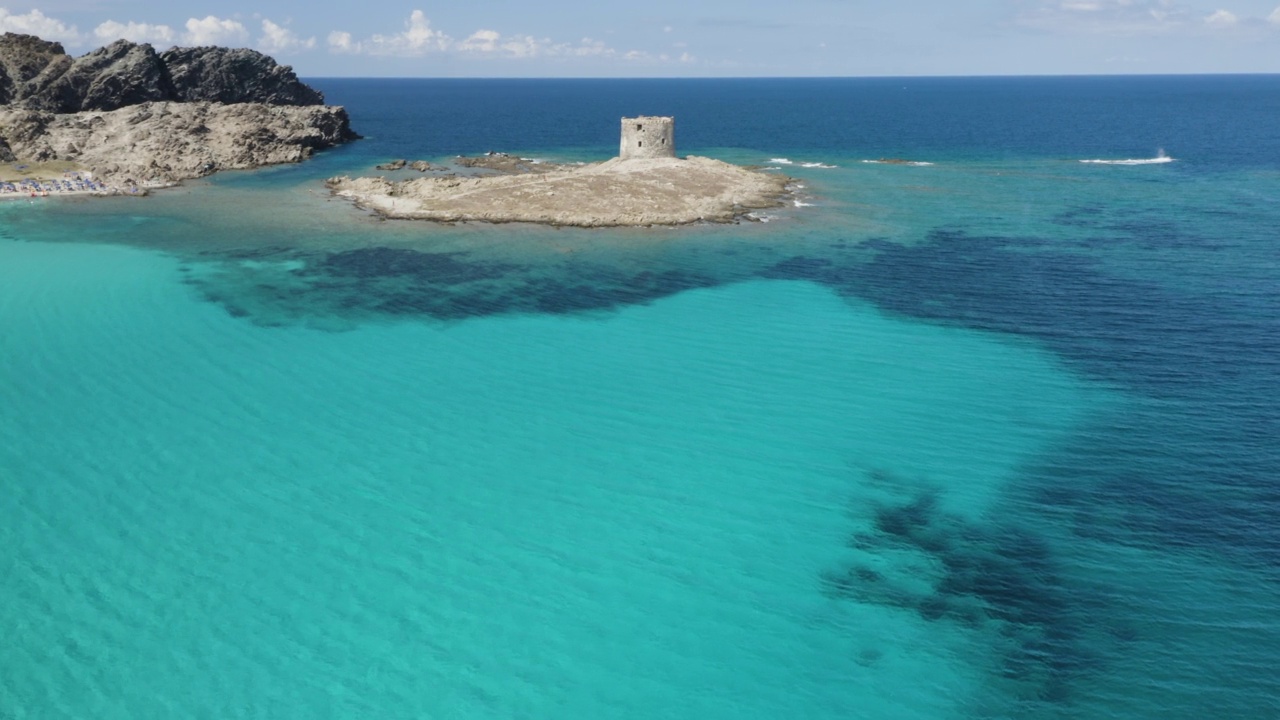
1080, 150, 1174, 165
768, 158, 836, 169
861, 160, 935, 167
1079, 156, 1175, 165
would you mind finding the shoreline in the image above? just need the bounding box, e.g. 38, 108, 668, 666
0, 168, 152, 200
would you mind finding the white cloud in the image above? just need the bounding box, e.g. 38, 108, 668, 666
1017, 0, 1192, 34
458, 29, 501, 53
458, 29, 617, 59
1204, 9, 1238, 27
329, 10, 685, 65
94, 20, 177, 46
364, 9, 451, 56
328, 31, 360, 54
258, 19, 315, 53
1268, 6, 1280, 24
0, 8, 80, 44
184, 15, 249, 47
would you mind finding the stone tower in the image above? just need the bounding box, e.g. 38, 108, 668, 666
619, 116, 675, 160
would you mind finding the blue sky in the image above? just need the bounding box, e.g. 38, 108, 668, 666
2, 1, 1279, 76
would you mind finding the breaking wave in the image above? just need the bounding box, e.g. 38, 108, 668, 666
768, 158, 837, 169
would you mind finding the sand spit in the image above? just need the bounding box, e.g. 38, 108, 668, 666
327, 156, 793, 227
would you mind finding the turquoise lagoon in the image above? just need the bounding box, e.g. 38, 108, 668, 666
2, 77, 1279, 718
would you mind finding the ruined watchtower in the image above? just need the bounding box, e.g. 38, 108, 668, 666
620, 116, 675, 160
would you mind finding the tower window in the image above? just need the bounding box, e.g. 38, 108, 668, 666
638, 141, 643, 147
636, 124, 643, 131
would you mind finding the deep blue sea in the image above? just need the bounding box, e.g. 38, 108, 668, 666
3, 77, 1279, 718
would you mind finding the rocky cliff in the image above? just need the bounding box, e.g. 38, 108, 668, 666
0, 33, 325, 112
160, 46, 324, 106
0, 33, 355, 184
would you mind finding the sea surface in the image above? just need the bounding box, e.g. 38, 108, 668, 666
2, 76, 1279, 718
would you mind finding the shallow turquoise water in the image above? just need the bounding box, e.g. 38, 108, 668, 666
4, 77, 1280, 717
1, 236, 1106, 717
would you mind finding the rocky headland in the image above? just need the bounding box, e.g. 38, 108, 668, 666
0, 33, 356, 188
327, 155, 793, 227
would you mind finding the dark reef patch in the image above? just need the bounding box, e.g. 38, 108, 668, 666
765, 230, 1280, 566
310, 247, 517, 284
823, 471, 1116, 707
762, 229, 1280, 399
185, 246, 723, 325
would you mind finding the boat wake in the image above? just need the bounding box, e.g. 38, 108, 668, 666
1080, 151, 1174, 165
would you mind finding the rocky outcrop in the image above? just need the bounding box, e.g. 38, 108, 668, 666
0, 33, 358, 185
0, 33, 65, 104
159, 46, 324, 106
0, 33, 325, 112
0, 102, 354, 184
327, 156, 793, 227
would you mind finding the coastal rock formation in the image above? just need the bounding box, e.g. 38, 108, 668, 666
375, 158, 445, 172
159, 46, 325, 106
0, 102, 353, 184
454, 153, 548, 174
327, 155, 792, 227
0, 33, 325, 111
0, 33, 356, 185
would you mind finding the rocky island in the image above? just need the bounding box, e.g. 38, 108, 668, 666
0, 32, 356, 191
327, 116, 792, 227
